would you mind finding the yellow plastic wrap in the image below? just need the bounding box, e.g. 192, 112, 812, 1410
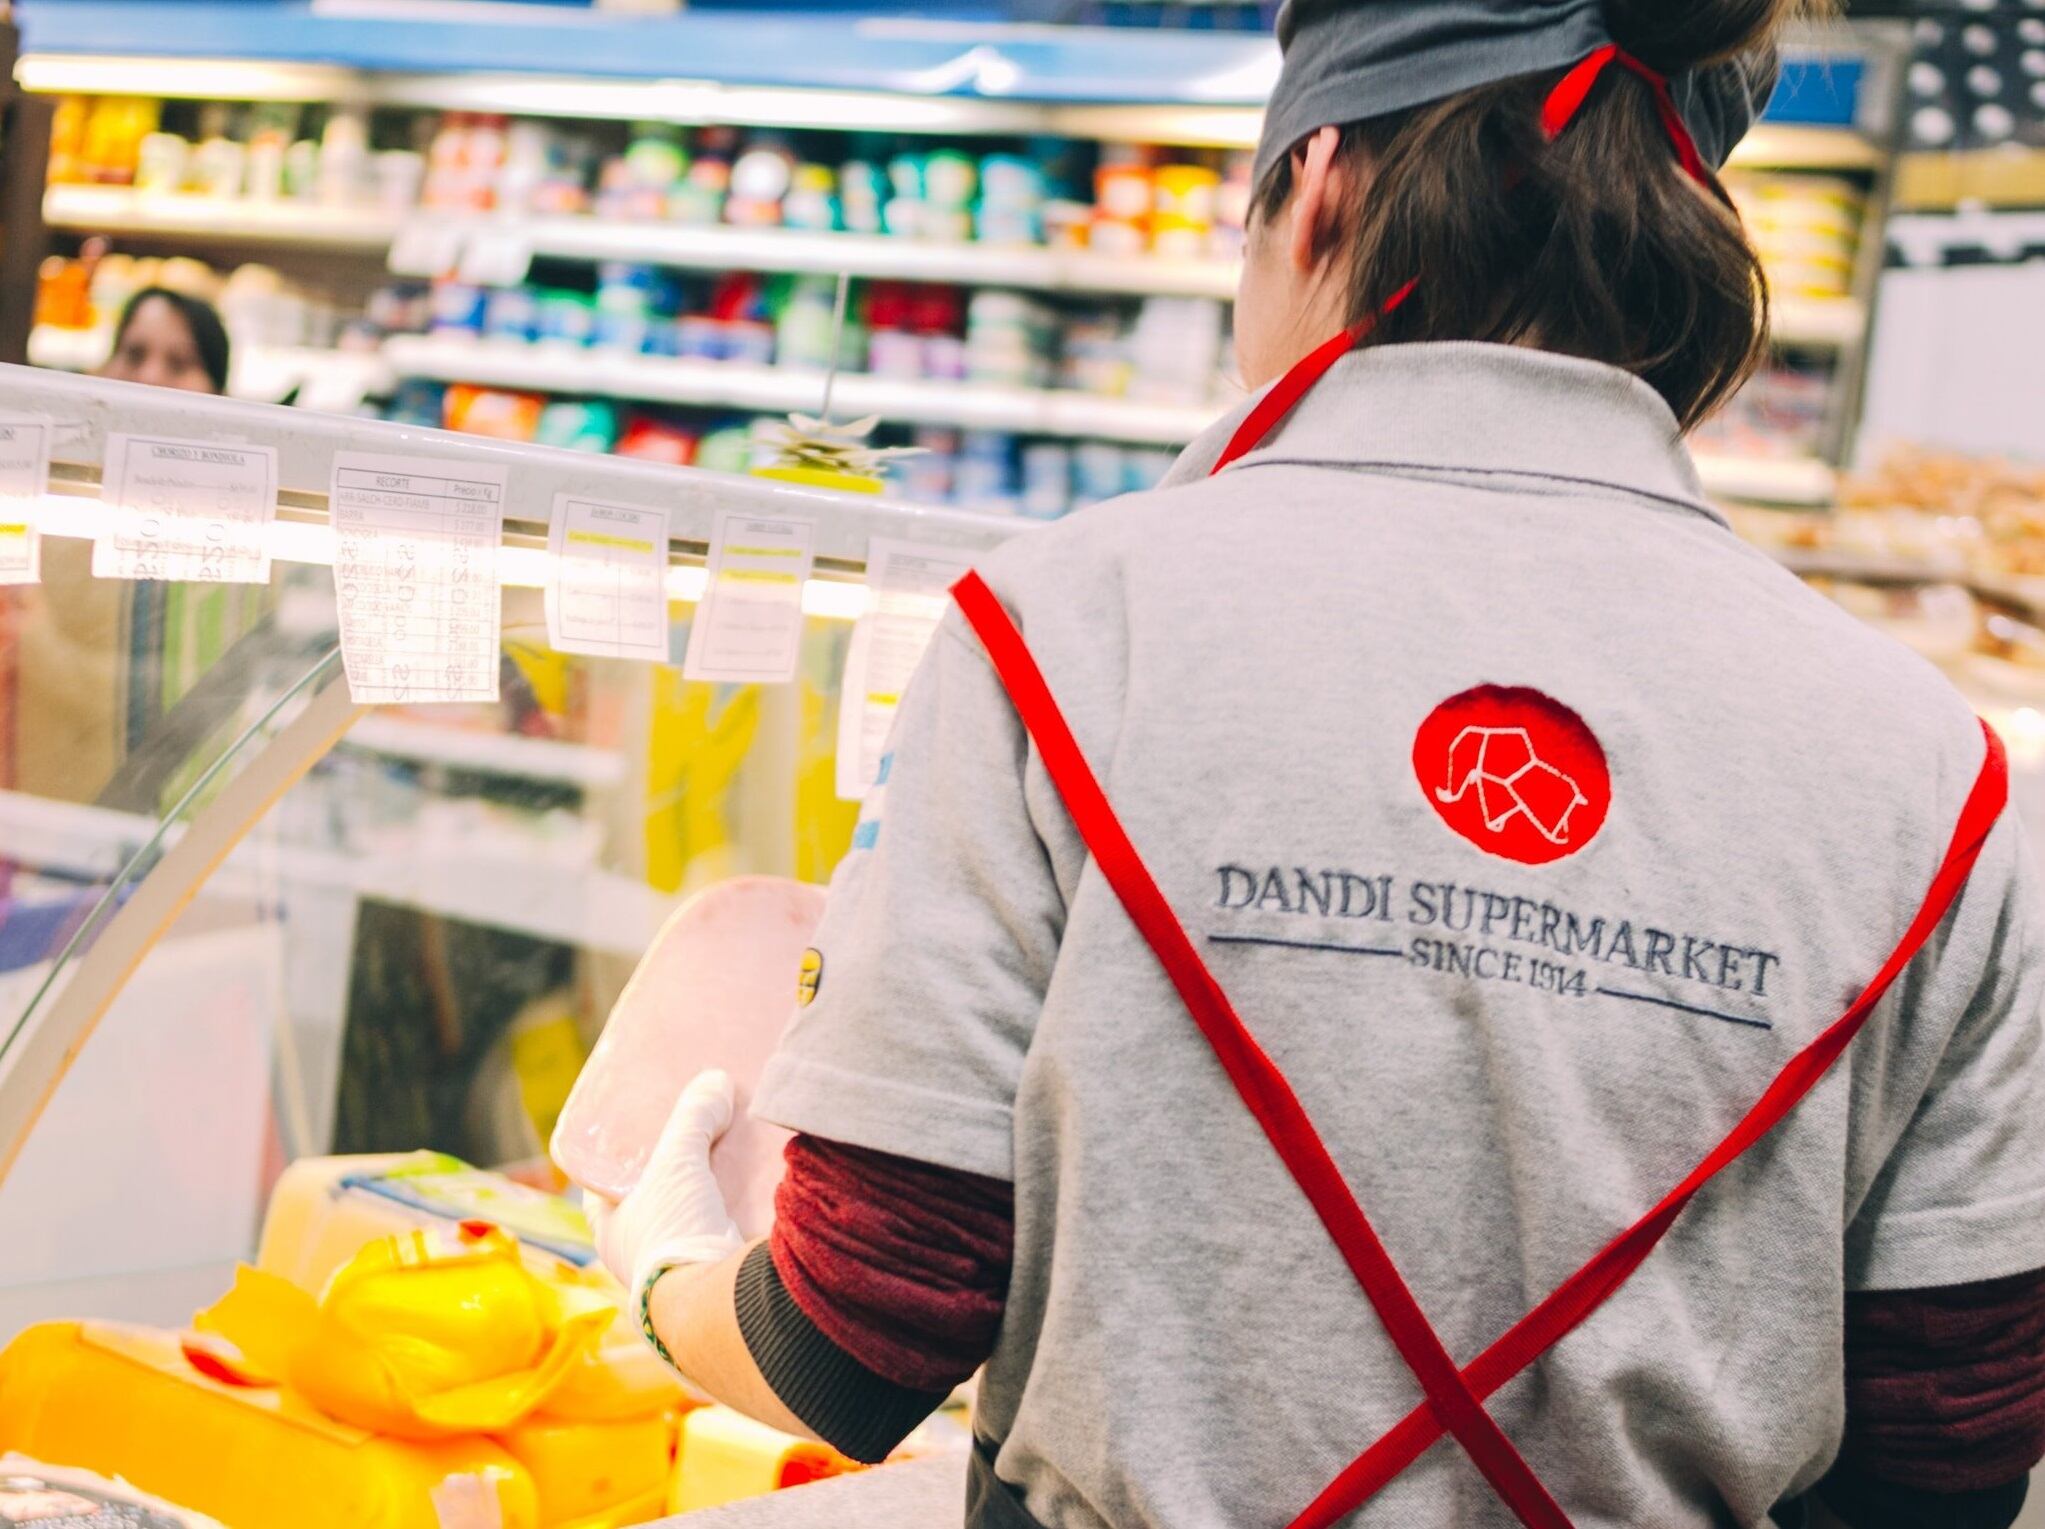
0, 1321, 539, 1529
254, 1153, 687, 1426
196, 1226, 614, 1442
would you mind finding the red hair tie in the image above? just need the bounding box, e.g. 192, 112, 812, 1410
1541, 43, 1714, 190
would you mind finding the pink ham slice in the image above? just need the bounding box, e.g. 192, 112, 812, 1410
552, 875, 827, 1239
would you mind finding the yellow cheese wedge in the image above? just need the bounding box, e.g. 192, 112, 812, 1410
0, 1322, 539, 1529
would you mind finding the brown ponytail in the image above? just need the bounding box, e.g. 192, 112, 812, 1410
1255, 0, 1820, 431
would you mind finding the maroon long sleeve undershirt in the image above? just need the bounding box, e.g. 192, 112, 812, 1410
763, 1134, 2045, 1500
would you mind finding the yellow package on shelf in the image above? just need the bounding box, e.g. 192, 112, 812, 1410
669, 1405, 861, 1514
0, 1321, 540, 1529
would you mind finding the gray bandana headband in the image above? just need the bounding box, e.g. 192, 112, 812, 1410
1251, 0, 1780, 192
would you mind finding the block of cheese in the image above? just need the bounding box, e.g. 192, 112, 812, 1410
0, 1322, 539, 1529
551, 876, 827, 1237
0, 1456, 226, 1529
667, 1405, 860, 1515
493, 1412, 675, 1529
257, 1151, 601, 1292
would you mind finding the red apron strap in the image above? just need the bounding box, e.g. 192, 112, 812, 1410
1294, 717, 2011, 1529
1208, 279, 1418, 479
950, 570, 1573, 1529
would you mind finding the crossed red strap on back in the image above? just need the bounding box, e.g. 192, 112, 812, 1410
951, 569, 2009, 1529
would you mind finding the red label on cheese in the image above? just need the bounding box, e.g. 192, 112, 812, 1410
1413, 687, 1611, 865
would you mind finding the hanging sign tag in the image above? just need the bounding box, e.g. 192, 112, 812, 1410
459, 225, 535, 288
94, 434, 277, 584
388, 218, 469, 279
0, 416, 51, 586
682, 509, 817, 685
545, 493, 673, 663
330, 451, 507, 704
834, 537, 974, 801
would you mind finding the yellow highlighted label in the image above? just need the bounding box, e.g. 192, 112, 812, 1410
0, 524, 26, 538
566, 530, 655, 553
727, 544, 802, 557
719, 569, 799, 585
865, 692, 900, 707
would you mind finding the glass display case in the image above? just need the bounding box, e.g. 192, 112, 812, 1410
0, 365, 1012, 1526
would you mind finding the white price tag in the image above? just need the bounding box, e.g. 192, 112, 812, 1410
94, 434, 277, 584
329, 452, 507, 704
834, 538, 975, 801
458, 226, 535, 288
388, 219, 468, 279
544, 494, 672, 663
682, 510, 816, 685
0, 416, 51, 586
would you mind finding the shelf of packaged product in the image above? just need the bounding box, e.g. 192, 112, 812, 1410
387, 334, 1844, 501
402, 214, 1245, 301
42, 184, 402, 251
1693, 454, 1837, 508
382, 333, 1221, 447
338, 716, 629, 790
29, 324, 394, 408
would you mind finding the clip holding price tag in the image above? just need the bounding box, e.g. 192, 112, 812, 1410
458, 226, 536, 289
329, 451, 508, 705
388, 219, 469, 280
834, 538, 975, 801
682, 510, 817, 685
545, 494, 673, 663
0, 415, 51, 587
94, 434, 278, 585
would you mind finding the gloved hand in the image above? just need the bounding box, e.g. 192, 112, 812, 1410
586, 1069, 748, 1364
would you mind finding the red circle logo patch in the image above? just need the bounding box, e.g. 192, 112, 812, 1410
1412, 686, 1611, 865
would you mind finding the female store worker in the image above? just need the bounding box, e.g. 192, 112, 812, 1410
595, 1, 2045, 1525
99, 286, 231, 396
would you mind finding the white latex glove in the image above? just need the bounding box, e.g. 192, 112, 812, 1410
586, 1068, 748, 1364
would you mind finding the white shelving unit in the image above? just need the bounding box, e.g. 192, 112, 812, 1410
45, 190, 1867, 349
382, 333, 1217, 446
28, 325, 393, 408
402, 214, 1243, 299
43, 184, 404, 250
338, 715, 629, 789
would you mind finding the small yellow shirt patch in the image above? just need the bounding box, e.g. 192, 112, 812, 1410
797, 947, 824, 1008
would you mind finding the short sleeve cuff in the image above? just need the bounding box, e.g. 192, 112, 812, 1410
753, 1052, 1015, 1182
1848, 1181, 2045, 1292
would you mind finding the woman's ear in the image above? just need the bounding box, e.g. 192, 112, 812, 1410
1287, 125, 1346, 273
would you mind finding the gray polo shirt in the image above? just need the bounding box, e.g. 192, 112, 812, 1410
755, 343, 2045, 1527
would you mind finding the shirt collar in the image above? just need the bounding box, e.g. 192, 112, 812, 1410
1164, 341, 1723, 527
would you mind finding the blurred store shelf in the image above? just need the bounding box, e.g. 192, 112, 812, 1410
30, 324, 392, 407
44, 184, 402, 251
0, 784, 673, 959
339, 716, 628, 789
1771, 297, 1867, 350
1694, 454, 1837, 508
395, 214, 1243, 299
382, 333, 1218, 446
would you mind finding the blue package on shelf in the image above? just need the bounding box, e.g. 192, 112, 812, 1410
1764, 57, 1864, 128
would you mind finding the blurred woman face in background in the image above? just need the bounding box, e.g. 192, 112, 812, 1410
101, 292, 226, 395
